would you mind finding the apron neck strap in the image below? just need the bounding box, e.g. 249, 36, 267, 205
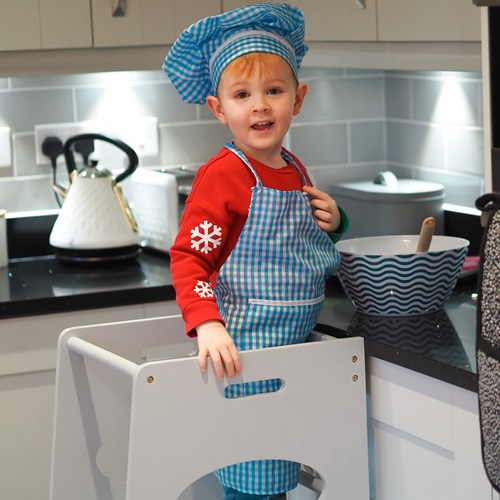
224, 142, 309, 187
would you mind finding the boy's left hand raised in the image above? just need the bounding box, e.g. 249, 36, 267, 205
303, 185, 341, 233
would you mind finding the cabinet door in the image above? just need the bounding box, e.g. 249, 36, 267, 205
0, 0, 41, 50
0, 305, 144, 500
222, 0, 377, 42
377, 0, 480, 42
173, 0, 222, 38
369, 357, 492, 500
462, 0, 482, 41
291, 0, 376, 41
93, 0, 177, 47
144, 300, 181, 318
143, 0, 176, 45
92, 0, 221, 48
92, 0, 147, 47
0, 0, 91, 51
40, 0, 92, 49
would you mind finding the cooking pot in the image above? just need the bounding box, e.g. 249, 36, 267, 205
49, 133, 140, 263
329, 171, 445, 238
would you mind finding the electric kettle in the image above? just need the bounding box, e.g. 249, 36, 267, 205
49, 133, 140, 263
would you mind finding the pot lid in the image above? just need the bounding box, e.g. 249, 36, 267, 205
331, 171, 444, 203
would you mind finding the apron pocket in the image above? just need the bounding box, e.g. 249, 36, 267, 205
248, 295, 324, 307
248, 294, 325, 307
238, 294, 325, 349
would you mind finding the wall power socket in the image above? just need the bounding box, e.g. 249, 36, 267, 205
34, 117, 159, 166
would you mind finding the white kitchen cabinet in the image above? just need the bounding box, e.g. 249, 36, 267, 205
368, 357, 492, 500
0, 301, 179, 500
173, 0, 223, 38
144, 299, 180, 318
91, 0, 164, 47
0, 0, 92, 51
0, 0, 40, 51
377, 0, 480, 42
223, 1, 480, 42
0, 0, 221, 52
91, 0, 221, 48
222, 0, 377, 41
289, 0, 376, 42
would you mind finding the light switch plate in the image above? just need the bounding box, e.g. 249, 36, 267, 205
0, 127, 11, 167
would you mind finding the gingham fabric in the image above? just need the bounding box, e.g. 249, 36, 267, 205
163, 3, 308, 104
213, 143, 340, 495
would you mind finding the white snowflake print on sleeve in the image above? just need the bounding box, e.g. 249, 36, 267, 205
191, 220, 222, 254
194, 280, 214, 298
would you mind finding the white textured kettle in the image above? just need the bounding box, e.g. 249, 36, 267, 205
49, 133, 140, 263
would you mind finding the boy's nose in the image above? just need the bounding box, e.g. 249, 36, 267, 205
253, 93, 270, 112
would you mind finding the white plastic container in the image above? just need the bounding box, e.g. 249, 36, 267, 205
330, 172, 444, 238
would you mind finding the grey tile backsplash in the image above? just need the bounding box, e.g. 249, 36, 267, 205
0, 67, 484, 213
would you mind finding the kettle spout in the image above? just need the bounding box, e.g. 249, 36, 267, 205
53, 171, 76, 198
53, 183, 69, 198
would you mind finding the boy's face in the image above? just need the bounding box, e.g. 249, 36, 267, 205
206, 55, 307, 164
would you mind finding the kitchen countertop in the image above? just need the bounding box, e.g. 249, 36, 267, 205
0, 251, 175, 318
317, 275, 478, 392
0, 251, 479, 392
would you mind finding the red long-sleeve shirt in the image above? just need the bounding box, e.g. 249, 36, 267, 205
170, 146, 345, 336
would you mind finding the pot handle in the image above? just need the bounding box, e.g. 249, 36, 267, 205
63, 133, 139, 183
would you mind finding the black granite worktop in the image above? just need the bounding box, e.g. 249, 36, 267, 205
317, 276, 478, 392
0, 251, 174, 318
0, 251, 478, 392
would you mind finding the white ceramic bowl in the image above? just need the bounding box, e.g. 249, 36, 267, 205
335, 235, 469, 316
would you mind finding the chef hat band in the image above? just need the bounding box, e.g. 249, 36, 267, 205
209, 30, 298, 93
163, 3, 308, 105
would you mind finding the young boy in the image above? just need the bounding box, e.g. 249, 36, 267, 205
163, 4, 348, 499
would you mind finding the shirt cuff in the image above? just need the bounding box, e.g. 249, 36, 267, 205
328, 205, 350, 244
183, 300, 225, 337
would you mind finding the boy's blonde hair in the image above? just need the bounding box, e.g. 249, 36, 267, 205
223, 52, 298, 87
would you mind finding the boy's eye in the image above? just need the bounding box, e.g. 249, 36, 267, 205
268, 88, 281, 95
235, 91, 249, 99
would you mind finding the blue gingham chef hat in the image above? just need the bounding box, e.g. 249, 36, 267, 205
163, 3, 308, 104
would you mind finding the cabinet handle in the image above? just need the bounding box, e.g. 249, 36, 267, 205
355, 0, 366, 9
112, 0, 126, 17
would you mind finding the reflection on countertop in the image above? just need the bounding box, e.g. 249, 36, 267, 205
347, 309, 471, 371
317, 276, 479, 391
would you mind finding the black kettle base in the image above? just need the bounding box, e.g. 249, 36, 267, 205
52, 245, 141, 265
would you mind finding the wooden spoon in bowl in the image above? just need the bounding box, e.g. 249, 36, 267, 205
416, 217, 435, 252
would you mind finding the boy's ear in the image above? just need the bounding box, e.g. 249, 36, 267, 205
293, 82, 308, 116
206, 95, 228, 125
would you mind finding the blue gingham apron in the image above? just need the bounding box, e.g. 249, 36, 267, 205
214, 142, 340, 495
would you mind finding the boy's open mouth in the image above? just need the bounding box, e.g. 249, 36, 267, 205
251, 121, 273, 131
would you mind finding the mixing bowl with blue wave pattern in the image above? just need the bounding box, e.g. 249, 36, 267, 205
335, 235, 469, 316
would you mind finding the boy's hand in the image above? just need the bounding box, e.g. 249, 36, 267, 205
196, 320, 242, 379
303, 185, 341, 233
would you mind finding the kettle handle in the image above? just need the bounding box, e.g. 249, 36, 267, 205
63, 133, 139, 183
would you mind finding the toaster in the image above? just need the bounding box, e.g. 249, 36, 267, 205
128, 167, 195, 253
